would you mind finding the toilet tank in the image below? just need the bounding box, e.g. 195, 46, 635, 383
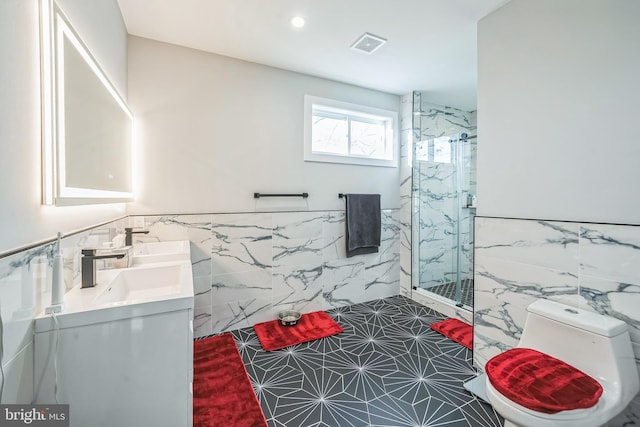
526, 299, 628, 337
518, 299, 637, 395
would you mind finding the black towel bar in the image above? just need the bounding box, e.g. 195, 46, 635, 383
338, 193, 346, 198
254, 192, 309, 199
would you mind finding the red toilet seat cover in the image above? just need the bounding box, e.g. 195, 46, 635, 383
486, 347, 603, 414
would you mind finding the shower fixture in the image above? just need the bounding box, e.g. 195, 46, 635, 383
449, 133, 477, 143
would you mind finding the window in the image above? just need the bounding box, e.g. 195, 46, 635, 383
304, 95, 398, 167
415, 135, 452, 164
433, 136, 452, 163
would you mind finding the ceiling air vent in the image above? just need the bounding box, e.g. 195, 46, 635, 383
350, 32, 387, 55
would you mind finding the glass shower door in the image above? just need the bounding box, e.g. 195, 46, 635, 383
457, 134, 475, 308
413, 133, 474, 307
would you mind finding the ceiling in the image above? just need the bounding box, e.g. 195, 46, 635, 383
116, 0, 510, 111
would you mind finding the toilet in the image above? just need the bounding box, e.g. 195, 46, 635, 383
484, 299, 639, 427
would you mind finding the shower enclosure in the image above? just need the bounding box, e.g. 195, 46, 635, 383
411, 96, 477, 309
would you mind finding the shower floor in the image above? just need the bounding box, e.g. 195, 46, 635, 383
225, 295, 501, 426
422, 278, 474, 308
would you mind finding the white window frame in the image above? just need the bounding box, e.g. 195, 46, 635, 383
304, 95, 398, 168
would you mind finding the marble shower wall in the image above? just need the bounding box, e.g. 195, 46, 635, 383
0, 217, 128, 403
473, 216, 640, 371
133, 210, 401, 338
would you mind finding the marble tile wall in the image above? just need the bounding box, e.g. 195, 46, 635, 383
0, 208, 399, 402
415, 99, 473, 142
473, 216, 640, 424
132, 210, 401, 338
474, 217, 640, 366
0, 217, 128, 403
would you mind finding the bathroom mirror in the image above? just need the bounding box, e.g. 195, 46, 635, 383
41, 0, 134, 205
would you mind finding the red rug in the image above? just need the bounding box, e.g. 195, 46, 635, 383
430, 318, 473, 350
253, 311, 343, 351
193, 334, 267, 427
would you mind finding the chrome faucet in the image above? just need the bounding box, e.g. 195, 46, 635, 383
81, 249, 127, 288
125, 227, 150, 246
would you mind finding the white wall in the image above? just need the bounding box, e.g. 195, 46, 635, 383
477, 0, 640, 224
127, 36, 401, 215
0, 0, 128, 254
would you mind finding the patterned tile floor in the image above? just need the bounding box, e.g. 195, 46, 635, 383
229, 295, 503, 427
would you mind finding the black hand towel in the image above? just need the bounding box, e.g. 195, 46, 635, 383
345, 194, 381, 258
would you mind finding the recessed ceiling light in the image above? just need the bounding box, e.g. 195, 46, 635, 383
290, 16, 305, 28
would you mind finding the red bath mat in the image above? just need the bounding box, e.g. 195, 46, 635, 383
253, 311, 343, 351
430, 318, 473, 349
193, 334, 267, 427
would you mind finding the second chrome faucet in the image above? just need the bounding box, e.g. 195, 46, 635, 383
125, 227, 150, 246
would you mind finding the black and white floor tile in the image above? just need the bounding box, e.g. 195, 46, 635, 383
229, 295, 503, 427
424, 279, 474, 308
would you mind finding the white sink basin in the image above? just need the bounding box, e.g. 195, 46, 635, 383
132, 240, 190, 264
94, 264, 184, 305
35, 259, 193, 332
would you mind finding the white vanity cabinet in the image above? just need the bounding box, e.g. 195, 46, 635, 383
34, 257, 194, 427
